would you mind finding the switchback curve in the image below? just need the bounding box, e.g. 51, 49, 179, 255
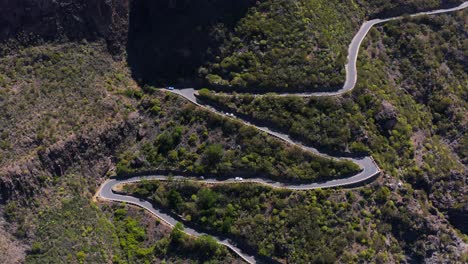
96, 3, 468, 263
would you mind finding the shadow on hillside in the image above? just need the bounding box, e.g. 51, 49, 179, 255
126, 0, 251, 88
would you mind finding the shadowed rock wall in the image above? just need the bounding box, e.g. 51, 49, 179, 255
0, 0, 129, 55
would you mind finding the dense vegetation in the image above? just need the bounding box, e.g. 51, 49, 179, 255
116, 92, 360, 182
0, 42, 246, 263
1, 1, 467, 263
5, 174, 236, 264
128, 0, 464, 92
372, 9, 467, 232
199, 9, 467, 233
358, 0, 465, 18
123, 178, 464, 263
200, 0, 464, 91
379, 11, 467, 162
198, 90, 366, 154
0, 39, 360, 263
200, 0, 364, 92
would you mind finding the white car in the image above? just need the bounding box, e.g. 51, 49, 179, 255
234, 177, 243, 181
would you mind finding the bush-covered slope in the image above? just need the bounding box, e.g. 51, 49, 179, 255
0, 1, 466, 263
0, 43, 134, 166
149, 0, 463, 92
198, 91, 366, 154
0, 42, 245, 263
123, 178, 465, 263
0, 41, 357, 263
115, 92, 359, 183
197, 9, 468, 235
358, 0, 465, 18
6, 173, 239, 264
366, 9, 467, 232
199, 0, 364, 92
190, 0, 464, 92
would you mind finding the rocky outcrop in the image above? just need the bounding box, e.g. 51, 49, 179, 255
0, 0, 129, 55
375, 100, 398, 131
0, 114, 140, 204
0, 219, 26, 264
430, 171, 468, 234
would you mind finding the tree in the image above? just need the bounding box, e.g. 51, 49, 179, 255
168, 190, 182, 209
197, 188, 218, 210
155, 132, 174, 154
195, 235, 221, 259
76, 251, 86, 264
203, 144, 224, 166
170, 222, 186, 245
375, 186, 391, 203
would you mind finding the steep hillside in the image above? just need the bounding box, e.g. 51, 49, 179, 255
358, 0, 464, 17
197, 6, 468, 250
0, 0, 128, 55
0, 42, 139, 263
123, 8, 468, 263
114, 93, 359, 183
365, 9, 467, 233
198, 0, 364, 92
0, 41, 356, 263
123, 176, 465, 263
2, 0, 462, 90
0, 0, 466, 263
127, 0, 252, 86
0, 42, 245, 263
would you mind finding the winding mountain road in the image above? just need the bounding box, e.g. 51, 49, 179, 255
97, 2, 468, 263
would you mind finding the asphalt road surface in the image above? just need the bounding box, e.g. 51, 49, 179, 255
97, 2, 468, 263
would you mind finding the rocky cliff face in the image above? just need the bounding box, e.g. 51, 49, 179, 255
0, 0, 129, 55
0, 115, 140, 204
